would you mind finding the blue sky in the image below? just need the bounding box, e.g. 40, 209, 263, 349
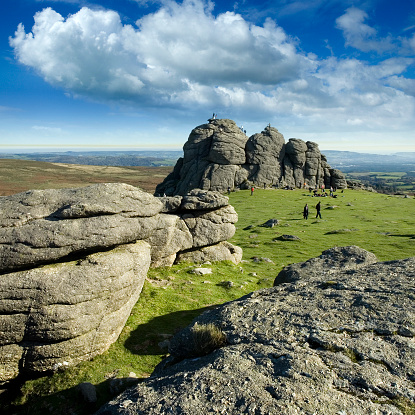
1, 0, 415, 153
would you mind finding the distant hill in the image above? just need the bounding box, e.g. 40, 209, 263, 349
0, 151, 183, 167
322, 150, 415, 173
2, 149, 415, 173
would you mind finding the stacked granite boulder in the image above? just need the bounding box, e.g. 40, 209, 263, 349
156, 118, 347, 195
0, 183, 241, 383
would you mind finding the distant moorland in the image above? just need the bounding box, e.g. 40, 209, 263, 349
0, 159, 173, 196
0, 150, 182, 167
1, 149, 415, 196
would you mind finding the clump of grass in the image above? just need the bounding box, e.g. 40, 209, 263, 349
191, 323, 227, 357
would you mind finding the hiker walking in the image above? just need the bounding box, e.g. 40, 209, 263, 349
316, 201, 322, 219
303, 203, 309, 220
250, 186, 254, 196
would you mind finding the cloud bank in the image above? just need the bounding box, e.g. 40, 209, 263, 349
9, 0, 415, 132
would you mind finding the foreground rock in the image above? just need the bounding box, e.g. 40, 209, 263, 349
0, 184, 240, 382
156, 119, 347, 195
0, 185, 238, 272
97, 247, 415, 414
0, 241, 151, 383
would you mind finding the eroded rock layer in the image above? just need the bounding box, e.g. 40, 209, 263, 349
0, 184, 240, 382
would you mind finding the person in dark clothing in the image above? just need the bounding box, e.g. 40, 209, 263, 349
303, 203, 309, 220
316, 201, 322, 219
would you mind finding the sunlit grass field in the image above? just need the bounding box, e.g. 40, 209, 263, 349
3, 188, 414, 415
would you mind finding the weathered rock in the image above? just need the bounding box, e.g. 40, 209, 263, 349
97, 248, 415, 415
190, 267, 212, 276
207, 122, 248, 165
176, 241, 243, 265
245, 125, 285, 166
261, 219, 279, 227
0, 183, 163, 273
144, 213, 193, 266
79, 382, 97, 403
0, 241, 150, 382
0, 184, 241, 383
182, 205, 238, 248
158, 195, 183, 212
274, 245, 378, 284
156, 119, 346, 195
278, 234, 301, 241
330, 168, 348, 189
0, 184, 239, 274
180, 189, 230, 210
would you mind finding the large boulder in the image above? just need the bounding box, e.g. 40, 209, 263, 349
156, 119, 346, 195
176, 241, 243, 265
274, 245, 378, 284
158, 119, 248, 196
0, 184, 242, 383
0, 241, 150, 383
0, 183, 163, 273
97, 247, 415, 414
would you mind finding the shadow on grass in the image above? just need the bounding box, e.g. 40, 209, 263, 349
1, 375, 146, 415
124, 306, 214, 356
388, 234, 415, 239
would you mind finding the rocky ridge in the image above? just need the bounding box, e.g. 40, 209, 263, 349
156, 118, 347, 196
97, 246, 415, 414
0, 183, 241, 383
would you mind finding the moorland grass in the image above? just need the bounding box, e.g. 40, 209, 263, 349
2, 188, 414, 415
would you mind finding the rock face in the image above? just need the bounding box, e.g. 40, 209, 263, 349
0, 184, 240, 383
97, 246, 415, 414
156, 119, 347, 195
0, 242, 150, 383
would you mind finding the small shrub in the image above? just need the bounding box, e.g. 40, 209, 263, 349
191, 323, 227, 356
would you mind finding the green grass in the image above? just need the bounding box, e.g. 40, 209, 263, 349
345, 171, 415, 194
2, 188, 415, 414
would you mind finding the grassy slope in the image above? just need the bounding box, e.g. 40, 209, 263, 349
2, 187, 415, 414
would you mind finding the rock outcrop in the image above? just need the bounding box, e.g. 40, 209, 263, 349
97, 246, 415, 414
156, 119, 347, 196
0, 242, 150, 382
0, 184, 240, 383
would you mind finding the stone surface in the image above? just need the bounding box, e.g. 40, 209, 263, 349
274, 245, 378, 284
156, 119, 347, 195
176, 241, 243, 265
79, 382, 97, 403
0, 183, 162, 273
0, 241, 150, 382
0, 184, 241, 383
182, 205, 238, 249
96, 247, 415, 415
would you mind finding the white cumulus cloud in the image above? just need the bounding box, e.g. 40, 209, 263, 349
8, 1, 415, 135
10, 1, 309, 110
335, 7, 394, 53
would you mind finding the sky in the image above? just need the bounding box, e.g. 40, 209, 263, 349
1, 0, 415, 153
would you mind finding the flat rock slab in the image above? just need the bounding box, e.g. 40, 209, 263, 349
97, 247, 415, 414
0, 183, 162, 273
